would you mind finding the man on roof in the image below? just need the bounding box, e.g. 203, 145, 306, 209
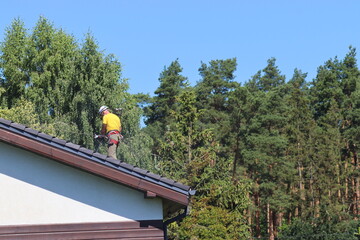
98, 105, 122, 159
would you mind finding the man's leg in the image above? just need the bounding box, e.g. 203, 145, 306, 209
108, 134, 120, 159
108, 143, 117, 159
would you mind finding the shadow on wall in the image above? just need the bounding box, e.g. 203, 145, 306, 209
0, 142, 162, 222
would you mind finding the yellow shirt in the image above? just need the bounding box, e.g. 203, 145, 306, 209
102, 113, 121, 133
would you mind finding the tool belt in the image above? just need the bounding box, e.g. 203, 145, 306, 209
107, 130, 121, 145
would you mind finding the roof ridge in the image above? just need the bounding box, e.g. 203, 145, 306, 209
0, 118, 193, 194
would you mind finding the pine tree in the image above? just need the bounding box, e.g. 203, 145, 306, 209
0, 17, 129, 150
26, 16, 58, 122
308, 47, 360, 225
242, 58, 289, 239
339, 47, 360, 217
228, 86, 249, 179
0, 18, 29, 108
310, 56, 343, 122
69, 32, 128, 147
195, 58, 238, 120
143, 59, 188, 158
144, 59, 188, 126
283, 69, 315, 220
158, 89, 251, 239
195, 58, 239, 161
245, 58, 285, 92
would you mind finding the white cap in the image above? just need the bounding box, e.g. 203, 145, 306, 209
98, 105, 108, 114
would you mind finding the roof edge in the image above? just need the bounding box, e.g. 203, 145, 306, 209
0, 119, 194, 206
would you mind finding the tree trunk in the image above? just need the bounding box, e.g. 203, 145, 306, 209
232, 136, 240, 180
353, 149, 359, 218
315, 197, 320, 218
345, 160, 349, 202
274, 211, 282, 239
187, 124, 192, 163
309, 165, 316, 218
254, 191, 261, 238
337, 164, 341, 200
268, 203, 275, 240
247, 192, 252, 233
298, 162, 305, 217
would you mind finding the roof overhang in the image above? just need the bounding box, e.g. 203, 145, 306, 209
0, 119, 195, 210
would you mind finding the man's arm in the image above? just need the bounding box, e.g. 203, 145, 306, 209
101, 124, 107, 135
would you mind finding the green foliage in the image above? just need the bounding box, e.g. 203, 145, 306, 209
0, 87, 5, 103
242, 63, 291, 214
156, 89, 251, 239
172, 200, 250, 240
195, 58, 238, 138
0, 16, 129, 149
157, 89, 207, 182
144, 59, 188, 127
0, 98, 56, 135
196, 58, 238, 108
0, 18, 29, 108
278, 218, 359, 240
245, 57, 285, 92
3, 16, 360, 240
117, 93, 155, 170
143, 59, 189, 165
154, 53, 360, 238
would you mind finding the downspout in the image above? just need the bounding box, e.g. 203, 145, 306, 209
163, 207, 189, 240
163, 189, 196, 239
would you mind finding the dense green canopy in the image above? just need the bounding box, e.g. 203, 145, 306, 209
1, 17, 360, 239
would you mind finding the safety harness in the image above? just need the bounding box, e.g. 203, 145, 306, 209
107, 130, 122, 146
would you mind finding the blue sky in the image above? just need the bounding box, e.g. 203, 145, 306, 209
1, 0, 360, 95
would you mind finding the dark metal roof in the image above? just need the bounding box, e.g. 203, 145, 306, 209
0, 118, 195, 202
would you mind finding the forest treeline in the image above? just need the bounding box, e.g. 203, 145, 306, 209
1, 17, 360, 240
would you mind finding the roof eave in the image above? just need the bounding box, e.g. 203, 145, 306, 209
0, 126, 192, 206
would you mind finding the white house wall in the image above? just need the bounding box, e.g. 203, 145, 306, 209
0, 142, 163, 225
